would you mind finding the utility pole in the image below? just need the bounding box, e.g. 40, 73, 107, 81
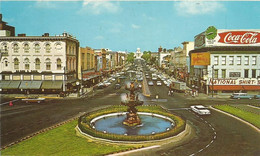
212, 65, 214, 98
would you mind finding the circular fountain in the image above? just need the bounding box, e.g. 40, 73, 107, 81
78, 81, 186, 142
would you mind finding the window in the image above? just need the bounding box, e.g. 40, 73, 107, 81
57, 58, 61, 70
252, 56, 257, 65
214, 56, 219, 65
24, 58, 30, 70
252, 69, 256, 78
221, 69, 226, 78
13, 44, 19, 53
3, 58, 8, 67
24, 44, 29, 53
35, 44, 40, 53
2, 44, 8, 53
35, 58, 40, 70
244, 69, 249, 78
214, 69, 218, 78
237, 56, 241, 65
46, 44, 51, 53
229, 56, 234, 65
245, 56, 249, 65
46, 58, 51, 70
14, 58, 19, 70
221, 56, 226, 65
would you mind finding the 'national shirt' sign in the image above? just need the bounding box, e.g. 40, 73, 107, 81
218, 31, 260, 44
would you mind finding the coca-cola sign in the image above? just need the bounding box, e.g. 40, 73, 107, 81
218, 31, 260, 44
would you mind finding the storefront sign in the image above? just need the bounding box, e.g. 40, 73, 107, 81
218, 31, 260, 44
208, 78, 260, 85
191, 52, 210, 66
194, 26, 260, 48
229, 72, 241, 77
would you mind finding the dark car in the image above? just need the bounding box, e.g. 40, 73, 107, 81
115, 83, 121, 89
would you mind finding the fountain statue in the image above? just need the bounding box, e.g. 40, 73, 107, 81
121, 81, 144, 126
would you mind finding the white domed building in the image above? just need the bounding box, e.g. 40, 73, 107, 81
134, 48, 143, 59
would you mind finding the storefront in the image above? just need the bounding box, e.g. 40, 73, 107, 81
190, 26, 260, 94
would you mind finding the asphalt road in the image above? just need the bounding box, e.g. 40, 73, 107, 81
0, 72, 260, 155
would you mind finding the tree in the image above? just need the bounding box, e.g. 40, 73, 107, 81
141, 51, 151, 63
126, 52, 135, 63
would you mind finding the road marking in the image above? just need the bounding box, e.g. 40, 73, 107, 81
214, 136, 216, 139
0, 99, 19, 106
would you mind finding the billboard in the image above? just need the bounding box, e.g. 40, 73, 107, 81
194, 26, 260, 49
191, 52, 210, 66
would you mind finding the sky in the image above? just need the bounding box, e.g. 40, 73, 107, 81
1, 0, 260, 52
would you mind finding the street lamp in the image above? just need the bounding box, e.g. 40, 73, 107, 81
211, 65, 214, 98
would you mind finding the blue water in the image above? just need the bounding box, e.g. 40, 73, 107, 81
94, 114, 174, 135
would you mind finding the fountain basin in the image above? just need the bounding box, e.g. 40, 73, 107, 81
78, 105, 186, 142
91, 112, 174, 135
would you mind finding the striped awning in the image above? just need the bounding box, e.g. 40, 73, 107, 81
41, 81, 63, 89
19, 81, 42, 89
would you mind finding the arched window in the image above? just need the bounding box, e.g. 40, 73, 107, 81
24, 44, 29, 53
35, 58, 40, 70
35, 43, 40, 53
3, 58, 8, 67
14, 58, 19, 70
46, 58, 51, 70
24, 58, 30, 70
46, 44, 51, 53
57, 58, 61, 70
13, 44, 19, 53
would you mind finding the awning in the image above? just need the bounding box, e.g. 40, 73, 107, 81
209, 85, 260, 91
41, 81, 63, 89
19, 81, 42, 89
7, 81, 21, 89
0, 81, 11, 89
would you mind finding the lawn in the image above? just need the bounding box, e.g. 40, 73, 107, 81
214, 105, 260, 129
1, 120, 139, 156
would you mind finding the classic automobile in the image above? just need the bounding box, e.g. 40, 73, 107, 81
22, 97, 46, 103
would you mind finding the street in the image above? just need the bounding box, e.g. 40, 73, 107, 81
1, 69, 260, 156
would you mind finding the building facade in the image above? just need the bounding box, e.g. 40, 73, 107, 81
0, 32, 79, 93
190, 26, 260, 94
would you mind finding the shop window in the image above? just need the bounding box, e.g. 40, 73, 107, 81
252, 56, 257, 65
24, 44, 29, 53
252, 69, 256, 78
24, 58, 30, 70
214, 56, 218, 65
57, 58, 62, 70
35, 58, 40, 70
46, 44, 51, 53
46, 58, 51, 70
244, 69, 249, 78
229, 56, 234, 65
244, 56, 249, 65
35, 43, 40, 53
221, 69, 226, 78
237, 56, 241, 65
221, 56, 226, 65
214, 69, 218, 78
13, 44, 19, 53
14, 58, 19, 70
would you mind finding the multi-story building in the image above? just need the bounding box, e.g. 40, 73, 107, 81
158, 46, 171, 68
0, 14, 15, 37
190, 26, 260, 94
0, 32, 79, 94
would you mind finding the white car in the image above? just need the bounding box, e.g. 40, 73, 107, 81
148, 81, 154, 86
190, 105, 211, 115
156, 81, 162, 86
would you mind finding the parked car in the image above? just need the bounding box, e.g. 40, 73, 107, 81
148, 81, 154, 86
22, 97, 45, 103
156, 81, 162, 86
230, 93, 254, 99
254, 95, 260, 99
114, 83, 121, 89
190, 105, 211, 115
97, 83, 106, 89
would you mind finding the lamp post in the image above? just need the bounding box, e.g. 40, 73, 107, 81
211, 65, 214, 98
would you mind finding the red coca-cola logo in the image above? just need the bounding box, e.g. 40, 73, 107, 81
218, 31, 260, 44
